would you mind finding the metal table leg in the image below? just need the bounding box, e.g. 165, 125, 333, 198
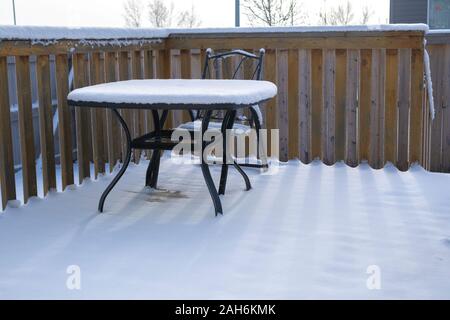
98, 109, 132, 212
201, 110, 223, 216
145, 149, 161, 188
145, 110, 168, 188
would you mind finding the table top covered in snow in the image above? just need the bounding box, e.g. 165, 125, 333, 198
67, 79, 278, 110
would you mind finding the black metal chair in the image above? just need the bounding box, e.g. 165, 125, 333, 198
178, 48, 269, 170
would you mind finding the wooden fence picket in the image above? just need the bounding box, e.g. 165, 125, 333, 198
15, 55, 37, 201
359, 49, 372, 163
369, 49, 385, 169
132, 50, 144, 163
264, 49, 277, 157
311, 49, 323, 161
397, 48, 412, 171
298, 49, 312, 164
335, 49, 347, 162
322, 49, 336, 165
384, 49, 399, 165
89, 52, 106, 176
104, 52, 121, 171
345, 49, 359, 167
36, 55, 57, 194
0, 56, 16, 208
276, 49, 289, 162
288, 49, 299, 160
73, 53, 91, 183
55, 54, 74, 188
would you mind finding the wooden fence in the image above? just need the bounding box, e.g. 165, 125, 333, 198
425, 32, 450, 173
0, 27, 438, 210
165, 30, 429, 170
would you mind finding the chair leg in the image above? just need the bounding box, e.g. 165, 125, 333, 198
256, 122, 269, 168
245, 107, 269, 169
98, 109, 132, 213
233, 161, 252, 191
220, 110, 252, 192
201, 161, 223, 216
201, 110, 223, 216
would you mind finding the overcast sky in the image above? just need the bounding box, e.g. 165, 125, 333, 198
0, 0, 390, 28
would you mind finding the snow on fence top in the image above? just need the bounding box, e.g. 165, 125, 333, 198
427, 29, 450, 34
0, 26, 169, 41
168, 24, 430, 35
0, 24, 429, 42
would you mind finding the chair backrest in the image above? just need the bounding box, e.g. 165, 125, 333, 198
193, 48, 265, 122
202, 48, 265, 81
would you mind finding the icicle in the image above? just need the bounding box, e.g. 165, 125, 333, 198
423, 41, 435, 120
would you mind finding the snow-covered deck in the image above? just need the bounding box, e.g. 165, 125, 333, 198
1, 157, 450, 299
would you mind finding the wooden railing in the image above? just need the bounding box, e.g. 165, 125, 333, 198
0, 26, 433, 210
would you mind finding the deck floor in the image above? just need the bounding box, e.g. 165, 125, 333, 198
1, 157, 450, 299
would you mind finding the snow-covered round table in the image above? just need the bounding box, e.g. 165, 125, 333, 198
68, 79, 277, 215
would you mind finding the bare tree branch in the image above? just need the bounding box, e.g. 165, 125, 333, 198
318, 0, 354, 26
148, 0, 174, 27
360, 5, 373, 25
123, 0, 143, 28
177, 5, 202, 28
332, 1, 354, 25
242, 0, 302, 26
